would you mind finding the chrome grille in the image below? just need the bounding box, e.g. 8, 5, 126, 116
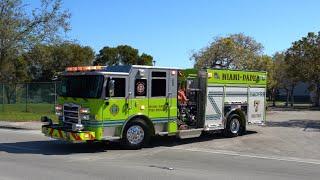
63, 104, 80, 124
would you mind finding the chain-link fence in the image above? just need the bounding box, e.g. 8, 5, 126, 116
0, 82, 61, 121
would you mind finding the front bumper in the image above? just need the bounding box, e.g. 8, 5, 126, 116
42, 125, 95, 142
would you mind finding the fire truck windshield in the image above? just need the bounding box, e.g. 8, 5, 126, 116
60, 75, 104, 98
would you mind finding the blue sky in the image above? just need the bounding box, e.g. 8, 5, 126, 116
32, 0, 320, 68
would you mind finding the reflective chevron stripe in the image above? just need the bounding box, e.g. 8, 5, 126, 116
42, 126, 95, 142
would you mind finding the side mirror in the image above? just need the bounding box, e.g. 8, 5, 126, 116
108, 79, 115, 97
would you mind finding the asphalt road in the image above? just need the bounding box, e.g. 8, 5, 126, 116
1, 128, 320, 180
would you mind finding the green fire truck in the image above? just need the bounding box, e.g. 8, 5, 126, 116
41, 65, 267, 149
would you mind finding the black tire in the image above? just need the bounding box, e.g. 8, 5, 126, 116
224, 114, 242, 138
122, 119, 151, 149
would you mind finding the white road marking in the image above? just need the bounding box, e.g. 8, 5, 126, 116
167, 147, 320, 165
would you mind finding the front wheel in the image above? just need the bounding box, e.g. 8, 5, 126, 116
224, 114, 242, 138
122, 119, 150, 149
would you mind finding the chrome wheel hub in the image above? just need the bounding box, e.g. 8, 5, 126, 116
230, 118, 240, 134
126, 125, 145, 145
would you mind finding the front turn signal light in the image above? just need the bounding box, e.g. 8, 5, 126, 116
80, 108, 90, 114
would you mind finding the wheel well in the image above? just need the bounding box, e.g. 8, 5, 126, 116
225, 109, 246, 131
121, 115, 155, 138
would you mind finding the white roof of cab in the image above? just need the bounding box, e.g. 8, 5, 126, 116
132, 65, 182, 70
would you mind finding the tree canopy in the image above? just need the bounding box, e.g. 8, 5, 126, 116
94, 45, 153, 66
192, 33, 263, 70
0, 0, 70, 82
25, 43, 95, 81
285, 32, 320, 106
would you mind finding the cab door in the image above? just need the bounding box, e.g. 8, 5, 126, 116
148, 71, 170, 121
103, 76, 129, 122
129, 78, 149, 117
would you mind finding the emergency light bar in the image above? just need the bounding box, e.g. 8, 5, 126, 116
65, 66, 106, 72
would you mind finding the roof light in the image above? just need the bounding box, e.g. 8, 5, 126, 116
65, 66, 105, 72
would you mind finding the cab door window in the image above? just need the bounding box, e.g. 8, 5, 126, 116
106, 78, 126, 97
151, 71, 167, 97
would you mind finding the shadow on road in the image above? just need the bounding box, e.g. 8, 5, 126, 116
266, 120, 320, 130
149, 130, 257, 148
0, 130, 257, 155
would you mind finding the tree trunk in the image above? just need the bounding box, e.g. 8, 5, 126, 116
290, 84, 295, 107
285, 89, 289, 107
272, 88, 276, 107
4, 84, 15, 104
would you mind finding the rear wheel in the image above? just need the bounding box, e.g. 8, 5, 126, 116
224, 114, 242, 137
122, 119, 150, 149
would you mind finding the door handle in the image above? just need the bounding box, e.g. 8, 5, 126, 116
125, 92, 132, 110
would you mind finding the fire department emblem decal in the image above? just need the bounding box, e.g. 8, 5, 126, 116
254, 100, 260, 112
110, 104, 119, 116
136, 82, 145, 95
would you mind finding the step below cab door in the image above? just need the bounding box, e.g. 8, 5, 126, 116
248, 87, 266, 124
204, 86, 224, 129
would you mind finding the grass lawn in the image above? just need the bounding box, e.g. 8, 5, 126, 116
0, 103, 57, 122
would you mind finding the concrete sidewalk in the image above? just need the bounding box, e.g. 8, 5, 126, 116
0, 121, 42, 130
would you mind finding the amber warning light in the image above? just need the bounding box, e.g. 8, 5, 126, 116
65, 66, 105, 72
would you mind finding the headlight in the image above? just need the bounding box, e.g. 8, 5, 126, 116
55, 104, 63, 116
81, 114, 90, 120
80, 107, 90, 114
55, 104, 63, 111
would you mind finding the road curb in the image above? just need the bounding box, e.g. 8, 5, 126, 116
0, 121, 41, 130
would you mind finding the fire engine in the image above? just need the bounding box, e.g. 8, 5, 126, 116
41, 65, 267, 149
